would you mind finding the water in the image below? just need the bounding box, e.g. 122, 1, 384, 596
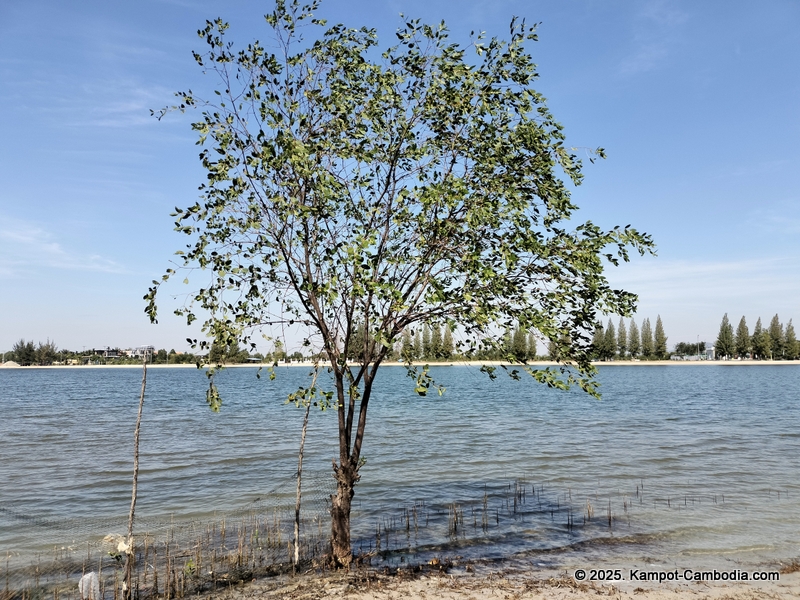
1, 364, 798, 570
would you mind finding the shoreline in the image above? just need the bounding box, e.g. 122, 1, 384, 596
191, 561, 800, 600
2, 359, 800, 369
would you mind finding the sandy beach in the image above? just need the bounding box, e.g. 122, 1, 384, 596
195, 563, 800, 600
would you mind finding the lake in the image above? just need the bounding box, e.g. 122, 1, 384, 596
1, 364, 798, 572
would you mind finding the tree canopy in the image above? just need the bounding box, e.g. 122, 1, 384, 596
640, 318, 654, 357
714, 313, 734, 358
627, 318, 640, 357
147, 0, 653, 566
735, 316, 750, 358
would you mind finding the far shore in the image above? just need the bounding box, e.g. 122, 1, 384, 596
2, 359, 800, 369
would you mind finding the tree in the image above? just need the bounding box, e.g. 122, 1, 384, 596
768, 314, 784, 359
430, 324, 443, 359
527, 331, 537, 360
628, 319, 640, 358
617, 317, 627, 359
591, 323, 605, 360
401, 329, 413, 362
714, 314, 735, 359
512, 324, 528, 361
347, 322, 367, 360
641, 318, 653, 358
751, 318, 770, 359
272, 340, 286, 362
735, 316, 750, 358
36, 339, 58, 365
210, 340, 247, 363
422, 326, 432, 360
785, 319, 798, 360
603, 318, 616, 361
413, 330, 422, 359
672, 341, 705, 356
654, 316, 667, 359
12, 339, 35, 366
442, 326, 454, 359
501, 328, 514, 359
147, 1, 653, 566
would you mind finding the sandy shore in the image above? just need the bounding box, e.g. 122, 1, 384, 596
197, 563, 800, 600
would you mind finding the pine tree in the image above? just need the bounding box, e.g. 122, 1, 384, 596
654, 316, 667, 359
734, 316, 750, 358
591, 323, 605, 360
36, 339, 58, 366
768, 314, 784, 359
628, 319, 640, 358
502, 328, 513, 359
751, 317, 770, 360
413, 330, 422, 359
617, 318, 627, 359
527, 331, 537, 360
12, 339, 36, 365
547, 338, 558, 360
347, 322, 368, 360
401, 329, 413, 361
511, 325, 527, 361
714, 314, 735, 359
442, 326, 454, 359
430, 324, 443, 359
422, 326, 432, 359
641, 318, 653, 358
603, 318, 617, 360
785, 319, 798, 360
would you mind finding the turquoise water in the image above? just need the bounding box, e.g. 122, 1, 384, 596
1, 364, 798, 569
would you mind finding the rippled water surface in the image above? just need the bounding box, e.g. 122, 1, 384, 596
1, 364, 798, 569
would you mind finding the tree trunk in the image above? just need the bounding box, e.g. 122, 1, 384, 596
328, 359, 379, 568
330, 459, 358, 568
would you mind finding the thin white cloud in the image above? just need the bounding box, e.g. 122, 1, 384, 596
619, 0, 688, 76
750, 199, 800, 235
0, 59, 178, 129
0, 218, 125, 276
68, 80, 178, 129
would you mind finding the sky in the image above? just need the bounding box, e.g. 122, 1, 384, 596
1, 0, 798, 355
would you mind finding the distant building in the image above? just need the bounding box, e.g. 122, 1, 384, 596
132, 346, 155, 359
92, 347, 120, 358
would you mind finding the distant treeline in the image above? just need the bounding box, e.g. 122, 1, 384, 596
6, 313, 797, 366
713, 314, 798, 360
2, 339, 273, 366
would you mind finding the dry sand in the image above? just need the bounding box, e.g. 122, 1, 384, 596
200, 563, 800, 600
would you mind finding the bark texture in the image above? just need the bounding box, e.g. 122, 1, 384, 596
330, 460, 358, 567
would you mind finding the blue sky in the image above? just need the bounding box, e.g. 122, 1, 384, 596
1, 0, 798, 354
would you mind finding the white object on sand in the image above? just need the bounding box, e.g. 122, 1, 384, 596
78, 571, 100, 600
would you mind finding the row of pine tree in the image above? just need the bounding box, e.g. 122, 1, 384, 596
591, 316, 669, 360
714, 314, 799, 360
399, 324, 538, 361
399, 325, 456, 360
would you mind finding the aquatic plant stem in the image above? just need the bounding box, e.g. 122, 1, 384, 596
294, 401, 310, 570
125, 358, 146, 600
294, 365, 318, 570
